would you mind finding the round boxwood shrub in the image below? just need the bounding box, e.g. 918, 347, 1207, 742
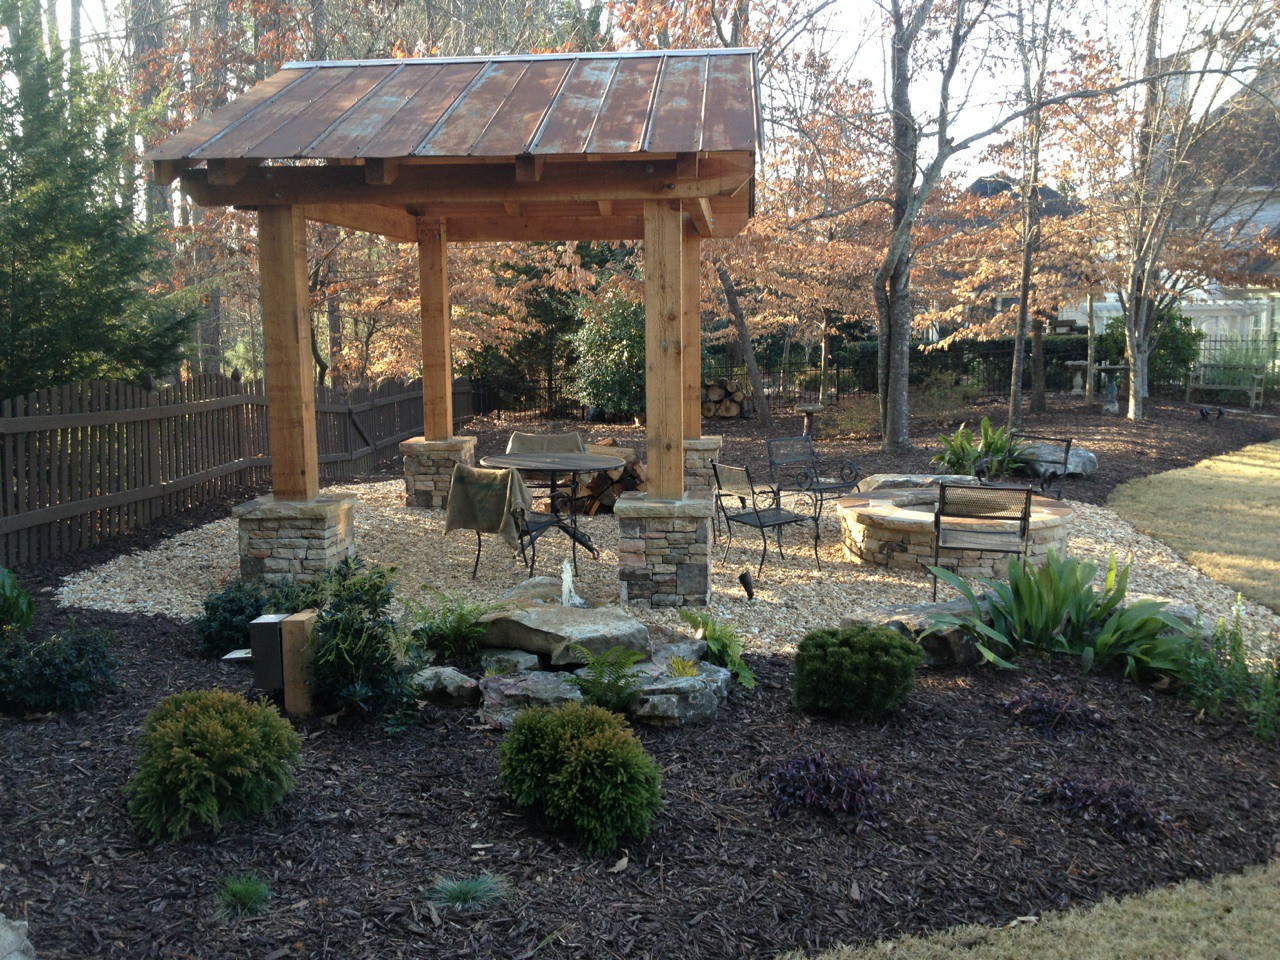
126, 689, 302, 842
193, 578, 269, 658
498, 702, 662, 855
793, 624, 921, 719
0, 624, 118, 715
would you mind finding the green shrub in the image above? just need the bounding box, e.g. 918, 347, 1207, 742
0, 624, 118, 714
1097, 308, 1203, 393
1179, 602, 1280, 743
678, 608, 754, 688
568, 644, 646, 712
217, 872, 273, 916
568, 288, 646, 418
126, 689, 302, 842
498, 702, 663, 855
0, 567, 34, 638
792, 624, 921, 719
929, 551, 1192, 679
307, 559, 406, 719
931, 417, 1025, 478
405, 591, 498, 662
194, 578, 269, 658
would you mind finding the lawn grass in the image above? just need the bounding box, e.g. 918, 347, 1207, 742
1107, 439, 1280, 612
802, 860, 1280, 960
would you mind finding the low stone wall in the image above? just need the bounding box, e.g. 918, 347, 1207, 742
401, 436, 476, 509
683, 436, 723, 499
839, 485, 1071, 578
234, 493, 357, 582
615, 494, 713, 607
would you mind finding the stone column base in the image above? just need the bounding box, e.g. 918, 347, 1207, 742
615, 493, 713, 608
234, 493, 357, 583
683, 436, 723, 500
400, 436, 476, 509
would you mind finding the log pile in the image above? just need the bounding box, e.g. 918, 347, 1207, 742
542, 438, 647, 515
701, 376, 755, 419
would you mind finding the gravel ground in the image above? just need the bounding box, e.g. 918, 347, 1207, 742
57, 479, 1280, 653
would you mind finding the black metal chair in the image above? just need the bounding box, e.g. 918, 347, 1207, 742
713, 462, 820, 574
932, 483, 1033, 600
1010, 432, 1072, 500
444, 464, 562, 578
767, 435, 861, 514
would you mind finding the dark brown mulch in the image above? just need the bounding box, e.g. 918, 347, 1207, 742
3, 596, 1279, 960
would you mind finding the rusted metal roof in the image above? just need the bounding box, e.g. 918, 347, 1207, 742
148, 49, 761, 163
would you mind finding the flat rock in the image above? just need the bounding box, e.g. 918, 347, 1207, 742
479, 670, 582, 728
1021, 442, 1098, 476
480, 647, 542, 675
495, 577, 563, 608
411, 666, 480, 706
650, 636, 709, 666
481, 605, 650, 665
860, 474, 979, 493
855, 598, 989, 668
630, 663, 732, 726
0, 914, 35, 960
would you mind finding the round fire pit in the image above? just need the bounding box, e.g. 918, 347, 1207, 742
838, 479, 1072, 578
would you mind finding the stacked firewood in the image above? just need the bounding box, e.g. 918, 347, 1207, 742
550, 439, 648, 515
701, 376, 755, 419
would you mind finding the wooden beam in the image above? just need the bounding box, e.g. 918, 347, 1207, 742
515, 155, 545, 182
445, 215, 644, 242
644, 199, 684, 499
258, 206, 320, 501
208, 158, 254, 186
597, 200, 614, 216
179, 155, 754, 209
152, 159, 192, 186
304, 203, 417, 242
418, 218, 453, 441
280, 611, 315, 717
502, 200, 522, 217
682, 223, 702, 440
676, 153, 699, 179
687, 197, 716, 236
364, 158, 400, 185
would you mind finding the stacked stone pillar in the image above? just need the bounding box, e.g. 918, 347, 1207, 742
682, 436, 722, 499
615, 493, 713, 607
234, 492, 356, 583
400, 436, 476, 508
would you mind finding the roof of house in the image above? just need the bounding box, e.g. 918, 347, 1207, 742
146, 49, 762, 164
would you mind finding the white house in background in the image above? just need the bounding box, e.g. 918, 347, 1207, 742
1058, 284, 1280, 339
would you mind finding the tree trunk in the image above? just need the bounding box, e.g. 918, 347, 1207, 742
715, 261, 772, 431
1085, 291, 1095, 400
875, 253, 913, 452
1030, 315, 1046, 412
818, 327, 830, 403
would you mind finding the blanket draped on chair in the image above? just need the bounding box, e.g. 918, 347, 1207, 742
444, 464, 533, 548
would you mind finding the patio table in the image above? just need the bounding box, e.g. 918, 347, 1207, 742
479, 452, 626, 572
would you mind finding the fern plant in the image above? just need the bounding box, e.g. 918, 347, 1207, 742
404, 591, 500, 662
678, 608, 755, 688
568, 644, 645, 712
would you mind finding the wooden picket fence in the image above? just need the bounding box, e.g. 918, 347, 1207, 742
0, 373, 465, 568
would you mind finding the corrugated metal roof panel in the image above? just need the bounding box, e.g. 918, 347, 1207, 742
146, 49, 760, 163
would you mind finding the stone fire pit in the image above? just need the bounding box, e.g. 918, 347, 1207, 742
838, 476, 1072, 577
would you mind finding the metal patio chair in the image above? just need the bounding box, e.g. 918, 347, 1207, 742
505, 430, 588, 506
444, 463, 561, 578
1010, 432, 1073, 500
767, 435, 861, 513
932, 482, 1033, 600
713, 462, 820, 575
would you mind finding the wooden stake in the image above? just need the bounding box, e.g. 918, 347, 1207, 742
418, 218, 452, 440
682, 222, 702, 440
280, 610, 316, 718
258, 206, 319, 501
644, 200, 684, 499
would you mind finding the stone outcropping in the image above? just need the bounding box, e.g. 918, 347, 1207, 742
479, 671, 583, 728
853, 599, 988, 668
411, 665, 480, 705
630, 662, 732, 725
1021, 442, 1098, 477
0, 915, 35, 960
481, 605, 651, 665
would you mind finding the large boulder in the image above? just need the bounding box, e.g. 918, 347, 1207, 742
1021, 442, 1098, 477
479, 670, 582, 728
480, 605, 651, 665
411, 666, 480, 706
495, 576, 563, 607
851, 597, 989, 668
0, 914, 35, 960
630, 663, 732, 726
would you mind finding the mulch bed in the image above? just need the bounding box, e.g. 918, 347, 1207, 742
3, 594, 1279, 959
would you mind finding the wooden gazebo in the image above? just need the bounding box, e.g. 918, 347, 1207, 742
147, 49, 759, 600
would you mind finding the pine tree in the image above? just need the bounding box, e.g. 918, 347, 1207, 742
0, 1, 191, 399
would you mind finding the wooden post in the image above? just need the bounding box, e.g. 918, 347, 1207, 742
418, 218, 452, 440
258, 206, 319, 501
280, 610, 315, 718
682, 222, 702, 440
644, 200, 684, 499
